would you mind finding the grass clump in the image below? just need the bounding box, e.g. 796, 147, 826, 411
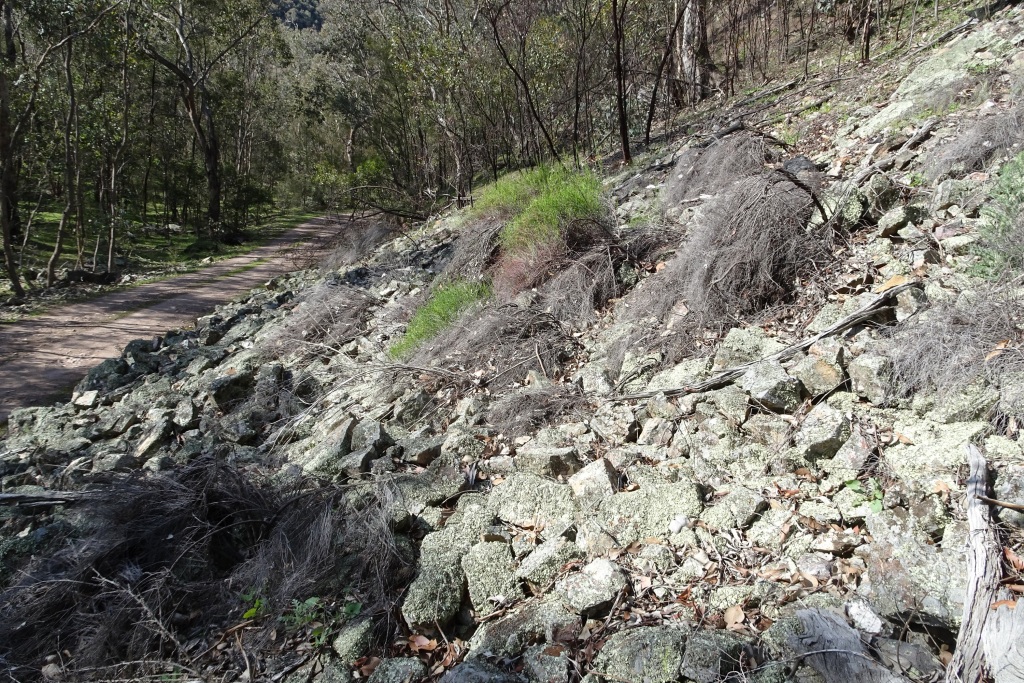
472, 166, 603, 252
390, 280, 491, 358
975, 150, 1024, 278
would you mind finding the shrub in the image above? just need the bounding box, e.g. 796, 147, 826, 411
389, 280, 491, 358
976, 150, 1024, 278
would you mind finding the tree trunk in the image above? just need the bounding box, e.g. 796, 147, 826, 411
611, 0, 631, 164
0, 0, 24, 297
676, 0, 711, 105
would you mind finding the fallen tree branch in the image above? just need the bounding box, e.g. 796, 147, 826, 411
977, 495, 1024, 514
0, 491, 92, 507
947, 444, 1005, 683
608, 282, 919, 403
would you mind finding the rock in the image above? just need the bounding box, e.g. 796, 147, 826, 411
173, 397, 197, 429
439, 661, 524, 683
647, 392, 681, 420
882, 417, 989, 489
928, 381, 999, 423
646, 358, 712, 392
789, 354, 844, 397
401, 497, 494, 627
392, 453, 466, 512
522, 643, 569, 683
555, 558, 626, 615
592, 626, 687, 683
699, 486, 766, 530
134, 417, 171, 459
862, 173, 898, 220
637, 417, 675, 446
743, 414, 792, 449
858, 510, 969, 626
738, 361, 803, 413
517, 446, 582, 477
399, 434, 444, 466
680, 630, 749, 683
352, 420, 393, 453
491, 473, 578, 540
462, 542, 523, 617
848, 354, 893, 406
72, 390, 99, 408
337, 446, 376, 476
713, 329, 785, 371
568, 458, 618, 510
793, 403, 851, 461
895, 287, 927, 322
590, 404, 638, 445
810, 530, 864, 555
442, 429, 486, 462
332, 619, 375, 665
821, 429, 873, 486
876, 206, 914, 237
703, 386, 750, 424
516, 536, 585, 587
367, 658, 427, 683
994, 464, 1024, 527
577, 475, 702, 555
468, 596, 579, 658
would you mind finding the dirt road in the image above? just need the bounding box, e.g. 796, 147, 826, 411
0, 216, 340, 422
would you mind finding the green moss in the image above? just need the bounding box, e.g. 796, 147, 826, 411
389, 280, 491, 358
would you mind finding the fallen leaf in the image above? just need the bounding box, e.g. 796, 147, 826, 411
358, 657, 381, 677
724, 604, 745, 627
986, 340, 1010, 362
1005, 547, 1024, 572
991, 600, 1017, 610
894, 431, 914, 445
874, 274, 909, 294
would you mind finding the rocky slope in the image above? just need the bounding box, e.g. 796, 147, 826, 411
4, 8, 1024, 683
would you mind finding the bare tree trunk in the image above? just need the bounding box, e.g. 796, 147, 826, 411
611, 0, 631, 164
48, 30, 77, 287
676, 0, 711, 105
0, 0, 24, 297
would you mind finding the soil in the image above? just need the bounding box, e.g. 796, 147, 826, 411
0, 216, 341, 422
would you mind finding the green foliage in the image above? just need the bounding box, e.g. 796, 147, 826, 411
845, 478, 884, 514
974, 151, 1024, 278
389, 280, 491, 358
474, 167, 602, 252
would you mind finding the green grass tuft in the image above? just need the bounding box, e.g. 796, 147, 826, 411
473, 166, 603, 253
389, 280, 491, 358
973, 151, 1024, 278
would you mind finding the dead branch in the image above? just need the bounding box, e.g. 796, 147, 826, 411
946, 444, 1006, 683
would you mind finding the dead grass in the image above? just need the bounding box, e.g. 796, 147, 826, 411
485, 385, 588, 439
626, 172, 826, 334
0, 459, 404, 681
888, 288, 1024, 411
924, 109, 1022, 181
256, 281, 375, 360
408, 305, 578, 388
662, 134, 774, 209
436, 218, 504, 285
319, 219, 398, 272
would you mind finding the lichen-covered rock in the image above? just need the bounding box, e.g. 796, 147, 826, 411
462, 541, 523, 617
592, 626, 687, 683
468, 595, 579, 658
401, 496, 494, 627
522, 643, 569, 683
848, 354, 893, 406
577, 475, 702, 555
555, 558, 626, 615
699, 486, 766, 531
589, 404, 639, 445
331, 619, 375, 665
646, 357, 712, 392
680, 630, 750, 683
516, 536, 585, 587
439, 661, 525, 683
713, 329, 785, 371
927, 381, 999, 423
790, 354, 844, 398
568, 458, 618, 510
490, 473, 578, 539
637, 417, 675, 447
739, 361, 803, 413
882, 417, 989, 489
516, 446, 582, 477
367, 658, 427, 683
793, 403, 851, 461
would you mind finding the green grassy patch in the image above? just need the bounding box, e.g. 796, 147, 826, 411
473, 167, 603, 252
389, 280, 491, 358
973, 151, 1024, 278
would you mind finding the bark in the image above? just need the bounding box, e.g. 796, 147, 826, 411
675, 0, 711, 105
0, 0, 23, 297
611, 0, 631, 164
